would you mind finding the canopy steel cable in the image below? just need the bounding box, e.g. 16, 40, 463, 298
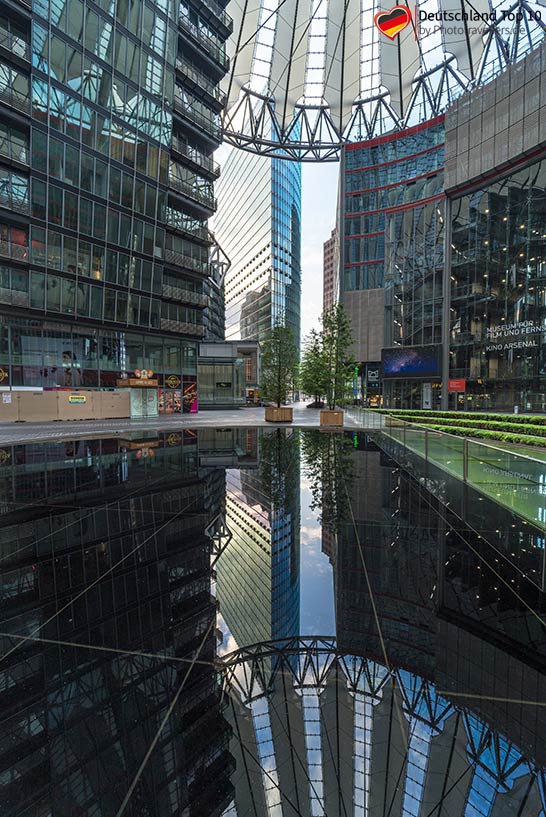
115, 614, 217, 817
0, 630, 218, 668
0, 493, 202, 666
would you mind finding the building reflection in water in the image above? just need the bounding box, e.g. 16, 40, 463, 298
0, 432, 239, 817
220, 430, 546, 817
1, 429, 545, 816
215, 428, 301, 650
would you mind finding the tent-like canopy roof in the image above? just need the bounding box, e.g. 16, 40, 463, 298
221, 0, 546, 159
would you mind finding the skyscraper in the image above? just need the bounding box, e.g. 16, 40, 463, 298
215, 147, 302, 347
323, 227, 337, 312
0, 0, 229, 413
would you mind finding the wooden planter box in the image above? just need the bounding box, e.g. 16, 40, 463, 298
320, 409, 344, 427
265, 406, 293, 423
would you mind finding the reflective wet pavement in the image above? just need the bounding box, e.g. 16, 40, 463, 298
0, 428, 545, 816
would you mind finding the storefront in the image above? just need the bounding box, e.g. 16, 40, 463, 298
449, 155, 546, 412
0, 319, 200, 413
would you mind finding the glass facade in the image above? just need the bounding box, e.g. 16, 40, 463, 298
0, 432, 234, 815
215, 429, 300, 650
0, 0, 229, 408
449, 156, 546, 411
216, 146, 302, 347
342, 118, 445, 408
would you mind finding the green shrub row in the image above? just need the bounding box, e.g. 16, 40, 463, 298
389, 416, 546, 438
416, 424, 546, 448
373, 409, 546, 427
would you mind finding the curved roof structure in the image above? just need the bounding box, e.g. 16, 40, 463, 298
220, 637, 546, 817
221, 0, 546, 159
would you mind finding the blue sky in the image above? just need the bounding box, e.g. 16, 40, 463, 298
301, 162, 339, 339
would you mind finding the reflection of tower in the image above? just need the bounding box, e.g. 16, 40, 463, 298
216, 433, 301, 650
0, 435, 233, 816
335, 439, 438, 677
220, 436, 546, 817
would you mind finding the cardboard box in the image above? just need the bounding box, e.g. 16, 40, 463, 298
57, 390, 98, 421
99, 391, 130, 419
0, 392, 20, 422
19, 391, 59, 422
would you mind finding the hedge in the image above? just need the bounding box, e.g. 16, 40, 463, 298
414, 424, 546, 448
371, 409, 546, 427
383, 416, 546, 438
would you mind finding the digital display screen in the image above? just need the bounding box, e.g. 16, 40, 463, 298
381, 346, 441, 379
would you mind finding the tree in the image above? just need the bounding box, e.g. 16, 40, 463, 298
300, 328, 328, 404
260, 322, 299, 408
321, 304, 354, 410
301, 429, 354, 534
260, 427, 300, 513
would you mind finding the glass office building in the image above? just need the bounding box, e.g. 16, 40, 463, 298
216, 145, 302, 347
215, 429, 300, 649
446, 43, 546, 412
339, 40, 546, 410
341, 118, 445, 407
0, 0, 230, 411
0, 433, 234, 815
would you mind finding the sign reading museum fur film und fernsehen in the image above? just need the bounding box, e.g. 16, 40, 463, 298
484, 320, 542, 352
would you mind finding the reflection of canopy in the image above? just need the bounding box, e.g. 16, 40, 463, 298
220, 637, 546, 816
221, 0, 546, 159
68, 70, 126, 114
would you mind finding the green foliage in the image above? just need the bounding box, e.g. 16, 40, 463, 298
372, 409, 546, 427
301, 430, 354, 533
422, 425, 546, 448
321, 304, 355, 410
260, 428, 300, 511
300, 329, 329, 403
260, 322, 299, 408
372, 409, 546, 447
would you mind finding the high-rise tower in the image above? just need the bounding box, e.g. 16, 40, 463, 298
215, 147, 301, 347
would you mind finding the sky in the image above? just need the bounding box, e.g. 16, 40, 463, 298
215, 145, 340, 345
301, 162, 339, 340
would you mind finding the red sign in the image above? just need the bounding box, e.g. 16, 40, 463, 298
448, 379, 466, 392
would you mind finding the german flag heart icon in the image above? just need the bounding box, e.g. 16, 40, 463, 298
374, 6, 412, 39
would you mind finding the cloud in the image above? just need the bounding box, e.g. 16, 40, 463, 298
300, 163, 339, 340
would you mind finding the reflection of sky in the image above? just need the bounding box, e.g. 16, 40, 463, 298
299, 475, 336, 636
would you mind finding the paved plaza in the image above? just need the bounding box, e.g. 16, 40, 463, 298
0, 403, 385, 445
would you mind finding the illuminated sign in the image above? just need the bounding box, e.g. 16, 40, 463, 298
382, 346, 441, 379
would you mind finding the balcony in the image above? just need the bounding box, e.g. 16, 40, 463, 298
164, 248, 209, 276
176, 58, 226, 108
171, 136, 220, 178
0, 191, 29, 214
0, 141, 29, 165
178, 15, 229, 71
0, 241, 28, 262
0, 286, 28, 307
0, 29, 30, 62
168, 174, 216, 211
162, 283, 208, 306
0, 86, 31, 116
190, 0, 233, 35
173, 95, 221, 141
160, 318, 205, 336
165, 210, 210, 242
